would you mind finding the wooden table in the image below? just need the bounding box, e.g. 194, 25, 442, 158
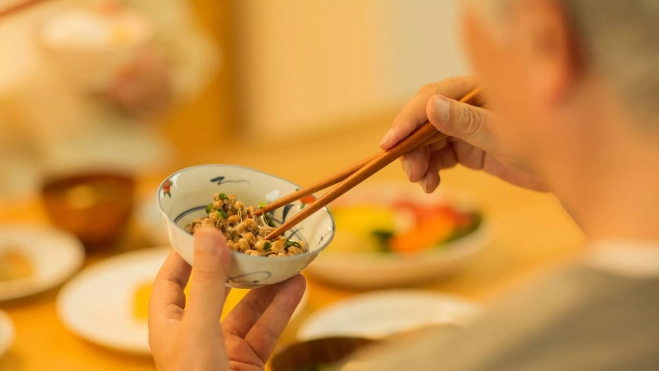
0, 121, 586, 371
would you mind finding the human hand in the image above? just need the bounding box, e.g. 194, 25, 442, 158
149, 228, 306, 371
109, 47, 172, 118
379, 76, 548, 193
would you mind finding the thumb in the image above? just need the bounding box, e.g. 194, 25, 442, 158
185, 227, 231, 326
426, 95, 499, 152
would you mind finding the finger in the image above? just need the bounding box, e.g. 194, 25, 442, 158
185, 227, 231, 328
482, 155, 550, 192
245, 275, 306, 361
222, 284, 281, 338
432, 145, 460, 171
150, 249, 192, 322
399, 148, 429, 183
426, 94, 500, 154
222, 274, 304, 338
420, 154, 444, 193
428, 137, 450, 152
380, 76, 478, 149
451, 140, 487, 171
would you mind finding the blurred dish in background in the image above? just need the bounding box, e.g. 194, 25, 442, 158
297, 290, 481, 341
41, 171, 135, 251
271, 336, 377, 371
0, 310, 14, 359
57, 247, 308, 354
0, 250, 33, 283
57, 247, 167, 354
136, 196, 169, 246
39, 3, 153, 92
0, 225, 85, 301
306, 184, 492, 289
0, 0, 218, 199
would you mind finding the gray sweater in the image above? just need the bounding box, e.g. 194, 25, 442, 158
340, 263, 659, 371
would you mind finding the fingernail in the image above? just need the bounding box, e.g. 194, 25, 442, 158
432, 96, 450, 123
403, 160, 413, 179
380, 128, 393, 146
196, 228, 220, 251
417, 179, 427, 193
425, 176, 432, 193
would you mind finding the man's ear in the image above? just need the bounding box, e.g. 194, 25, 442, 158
520, 0, 584, 108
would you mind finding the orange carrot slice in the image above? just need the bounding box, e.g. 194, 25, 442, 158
390, 214, 456, 253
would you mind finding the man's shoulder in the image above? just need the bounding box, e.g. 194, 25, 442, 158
343, 264, 659, 371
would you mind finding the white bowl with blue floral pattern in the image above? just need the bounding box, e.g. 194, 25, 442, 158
157, 165, 335, 289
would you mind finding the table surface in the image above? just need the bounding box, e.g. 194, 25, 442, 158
0, 121, 586, 371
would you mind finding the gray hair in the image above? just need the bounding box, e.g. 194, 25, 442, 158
471, 0, 659, 121
565, 0, 659, 120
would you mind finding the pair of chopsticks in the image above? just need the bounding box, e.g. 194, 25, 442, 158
260, 87, 482, 240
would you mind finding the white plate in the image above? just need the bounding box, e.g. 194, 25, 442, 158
0, 225, 85, 301
136, 197, 169, 245
57, 247, 308, 354
298, 290, 481, 340
306, 183, 493, 289
0, 310, 14, 358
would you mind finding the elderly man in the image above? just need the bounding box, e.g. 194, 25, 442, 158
148, 0, 659, 370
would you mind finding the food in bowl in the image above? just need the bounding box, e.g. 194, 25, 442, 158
0, 249, 33, 282
184, 193, 307, 258
330, 200, 481, 254
157, 164, 334, 288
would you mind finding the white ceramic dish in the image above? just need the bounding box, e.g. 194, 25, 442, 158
39, 7, 153, 92
57, 247, 308, 354
0, 225, 85, 301
0, 310, 14, 358
298, 290, 482, 341
305, 183, 492, 289
157, 165, 335, 289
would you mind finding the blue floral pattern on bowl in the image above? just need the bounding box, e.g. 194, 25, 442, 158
156, 165, 335, 289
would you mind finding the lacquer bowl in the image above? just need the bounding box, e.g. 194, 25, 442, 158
157, 165, 335, 289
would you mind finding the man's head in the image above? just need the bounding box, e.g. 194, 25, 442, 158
460, 0, 659, 190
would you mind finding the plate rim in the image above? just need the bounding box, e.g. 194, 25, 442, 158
0, 310, 15, 357
0, 224, 86, 301
297, 289, 482, 341
56, 247, 171, 354
57, 246, 309, 354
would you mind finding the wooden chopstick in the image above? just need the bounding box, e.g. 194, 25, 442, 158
262, 87, 482, 239
256, 87, 482, 218
263, 87, 482, 240
0, 0, 51, 19
263, 123, 438, 240
254, 134, 439, 217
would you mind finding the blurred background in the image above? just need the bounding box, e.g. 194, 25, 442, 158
0, 1, 584, 370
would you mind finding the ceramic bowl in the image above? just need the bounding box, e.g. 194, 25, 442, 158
157, 165, 335, 289
305, 183, 493, 289
270, 337, 377, 371
38, 7, 153, 92
41, 172, 135, 250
